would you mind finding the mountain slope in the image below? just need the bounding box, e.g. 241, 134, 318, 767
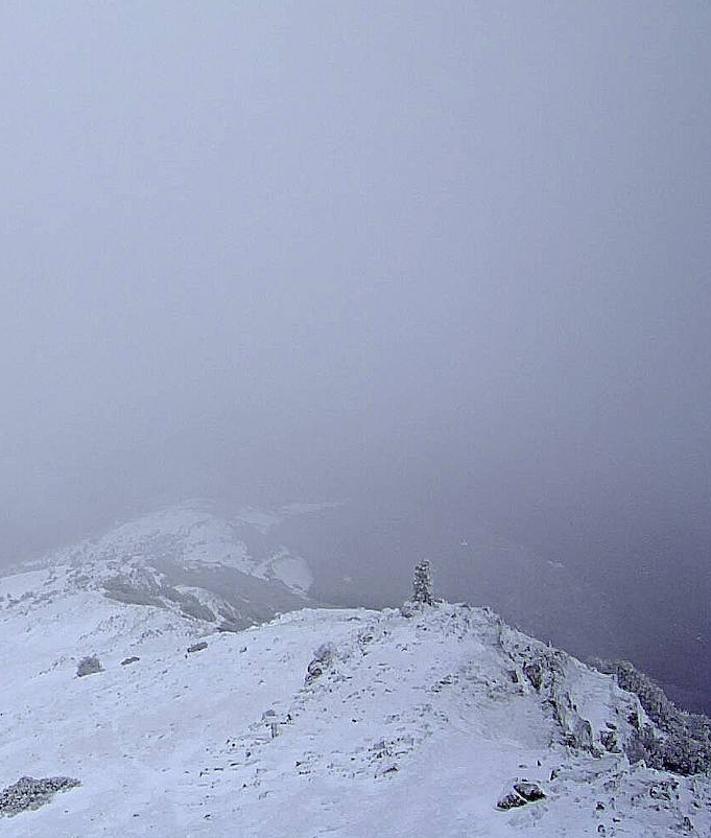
1, 588, 709, 836
0, 501, 321, 632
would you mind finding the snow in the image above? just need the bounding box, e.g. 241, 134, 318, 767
35, 501, 315, 596
0, 568, 50, 599
1, 583, 709, 836
254, 548, 314, 594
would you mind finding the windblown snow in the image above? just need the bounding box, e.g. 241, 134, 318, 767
1, 506, 709, 836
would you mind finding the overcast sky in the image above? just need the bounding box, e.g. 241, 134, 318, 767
2, 0, 710, 646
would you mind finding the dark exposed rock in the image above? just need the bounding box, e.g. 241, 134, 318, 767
76, 655, 103, 677
600, 730, 619, 752
121, 656, 140, 666
497, 779, 546, 810
305, 642, 335, 685
523, 661, 544, 690
513, 780, 546, 802
187, 641, 208, 654
497, 790, 528, 810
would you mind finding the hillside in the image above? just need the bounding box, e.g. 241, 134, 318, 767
1, 563, 709, 835
0, 501, 320, 633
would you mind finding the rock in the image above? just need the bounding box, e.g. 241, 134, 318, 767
76, 655, 103, 677
187, 641, 208, 654
497, 790, 528, 810
0, 776, 80, 817
497, 779, 546, 810
523, 662, 544, 690
513, 780, 546, 802
306, 661, 324, 679
600, 730, 619, 752
121, 656, 140, 666
305, 642, 336, 685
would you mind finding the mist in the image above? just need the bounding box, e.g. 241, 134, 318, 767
2, 4, 710, 706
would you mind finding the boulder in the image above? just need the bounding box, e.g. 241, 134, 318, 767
497, 779, 546, 810
76, 655, 103, 677
497, 790, 528, 810
513, 780, 546, 802
305, 642, 336, 685
0, 776, 80, 817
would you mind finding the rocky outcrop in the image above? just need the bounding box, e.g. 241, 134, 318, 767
498, 628, 645, 758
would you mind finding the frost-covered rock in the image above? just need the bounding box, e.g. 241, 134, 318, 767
501, 636, 646, 757
497, 779, 546, 810
591, 658, 711, 775
497, 788, 528, 810
305, 642, 336, 684
76, 655, 103, 677
513, 780, 546, 802
0, 776, 80, 817
400, 602, 418, 619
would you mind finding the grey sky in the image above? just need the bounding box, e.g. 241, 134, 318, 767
1, 0, 710, 692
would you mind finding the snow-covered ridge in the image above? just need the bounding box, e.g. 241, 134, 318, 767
1, 503, 709, 835
44, 500, 317, 589
0, 501, 326, 632
1, 587, 709, 836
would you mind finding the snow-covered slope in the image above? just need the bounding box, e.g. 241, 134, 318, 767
1, 585, 709, 836
0, 501, 320, 632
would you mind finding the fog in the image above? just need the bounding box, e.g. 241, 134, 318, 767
2, 4, 710, 707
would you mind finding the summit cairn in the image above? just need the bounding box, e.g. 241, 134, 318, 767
412, 559, 433, 606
